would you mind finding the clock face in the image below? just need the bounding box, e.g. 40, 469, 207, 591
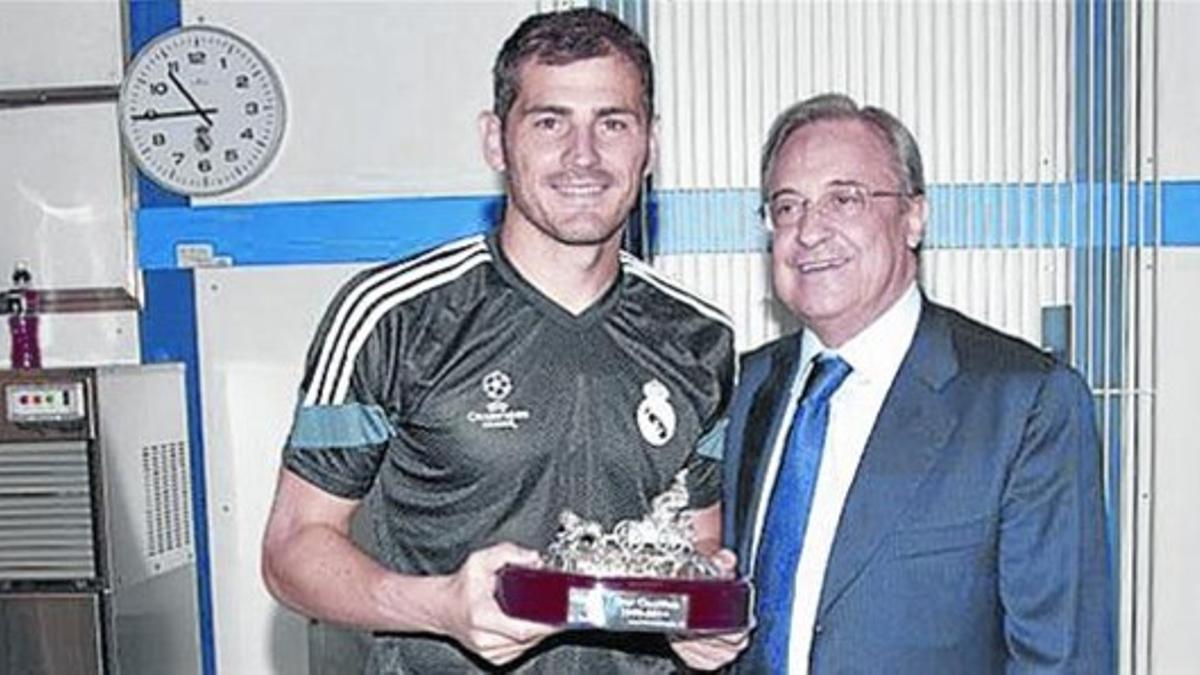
119, 25, 286, 196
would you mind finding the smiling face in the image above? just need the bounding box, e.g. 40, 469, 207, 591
481, 53, 654, 248
768, 118, 926, 347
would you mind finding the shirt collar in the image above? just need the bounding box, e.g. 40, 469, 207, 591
796, 283, 922, 389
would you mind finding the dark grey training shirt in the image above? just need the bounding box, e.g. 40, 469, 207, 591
284, 232, 734, 673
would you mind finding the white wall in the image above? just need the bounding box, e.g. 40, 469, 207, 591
649, 0, 1077, 353
1149, 2, 1200, 672
0, 102, 139, 368
1151, 249, 1200, 674
0, 1, 138, 368
0, 1, 124, 89
194, 263, 363, 675
183, 0, 535, 205
652, 0, 1070, 193
1159, 1, 1200, 181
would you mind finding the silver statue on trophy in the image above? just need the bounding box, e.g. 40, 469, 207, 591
496, 469, 751, 633
542, 469, 720, 579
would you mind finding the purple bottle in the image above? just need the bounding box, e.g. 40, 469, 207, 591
8, 266, 41, 370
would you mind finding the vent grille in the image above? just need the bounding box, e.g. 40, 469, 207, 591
0, 441, 96, 580
141, 441, 192, 559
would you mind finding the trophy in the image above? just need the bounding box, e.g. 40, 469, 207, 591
495, 470, 752, 633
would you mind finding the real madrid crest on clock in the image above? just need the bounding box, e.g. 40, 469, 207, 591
118, 25, 286, 196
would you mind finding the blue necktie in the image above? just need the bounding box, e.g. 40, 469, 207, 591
747, 354, 852, 673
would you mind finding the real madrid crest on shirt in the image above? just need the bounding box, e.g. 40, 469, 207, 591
636, 379, 677, 447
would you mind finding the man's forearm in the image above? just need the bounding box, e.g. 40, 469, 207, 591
262, 522, 448, 635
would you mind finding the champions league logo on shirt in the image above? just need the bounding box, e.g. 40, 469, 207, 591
481, 370, 512, 401
467, 370, 531, 430
636, 380, 677, 447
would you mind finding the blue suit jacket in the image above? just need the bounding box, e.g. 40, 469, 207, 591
723, 300, 1112, 674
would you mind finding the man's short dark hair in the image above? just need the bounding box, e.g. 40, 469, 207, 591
492, 7, 654, 126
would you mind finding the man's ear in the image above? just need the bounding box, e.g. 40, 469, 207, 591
479, 111, 506, 172
645, 117, 659, 179
905, 194, 928, 250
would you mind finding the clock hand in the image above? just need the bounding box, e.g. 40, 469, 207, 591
131, 107, 219, 121
167, 69, 215, 127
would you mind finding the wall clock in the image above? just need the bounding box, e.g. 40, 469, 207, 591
118, 25, 286, 196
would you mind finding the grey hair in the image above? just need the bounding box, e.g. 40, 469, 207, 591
760, 93, 925, 202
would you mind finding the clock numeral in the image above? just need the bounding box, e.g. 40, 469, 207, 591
198, 159, 213, 173
152, 133, 166, 146
150, 82, 168, 96
168, 61, 180, 74
224, 149, 240, 163
220, 57, 229, 70
235, 74, 250, 89
188, 51, 207, 65
239, 127, 255, 140
171, 151, 185, 166
245, 101, 260, 116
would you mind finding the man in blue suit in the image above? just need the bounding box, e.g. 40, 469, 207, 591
717, 93, 1112, 674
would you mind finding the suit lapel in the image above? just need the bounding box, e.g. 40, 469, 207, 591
817, 303, 961, 617
736, 336, 804, 568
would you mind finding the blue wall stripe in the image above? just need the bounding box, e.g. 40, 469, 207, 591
128, 0, 188, 209
657, 180, 1180, 255
1163, 181, 1200, 245
652, 188, 769, 255
652, 182, 1176, 253
1075, 0, 1124, 640
651, 182, 1179, 254
129, 3, 214, 674
133, 181, 1196, 267
137, 175, 189, 210
129, 0, 181, 53
137, 195, 499, 268
138, 269, 215, 675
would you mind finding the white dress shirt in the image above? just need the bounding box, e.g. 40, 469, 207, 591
748, 284, 922, 674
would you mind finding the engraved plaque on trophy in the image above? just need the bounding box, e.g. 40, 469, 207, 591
495, 470, 752, 633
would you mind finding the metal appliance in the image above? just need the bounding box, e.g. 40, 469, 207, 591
0, 365, 201, 674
